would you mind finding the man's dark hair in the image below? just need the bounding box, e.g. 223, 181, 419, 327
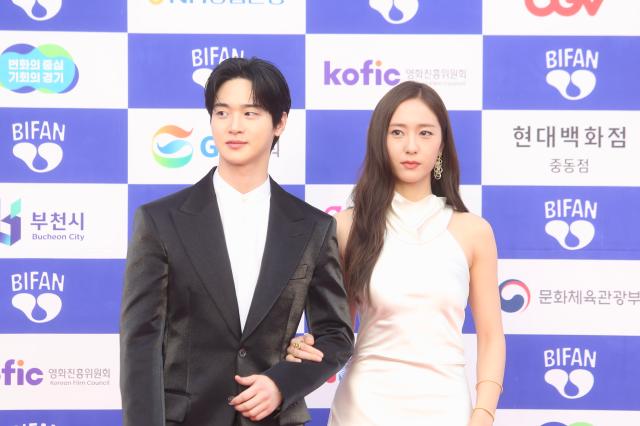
204, 57, 291, 148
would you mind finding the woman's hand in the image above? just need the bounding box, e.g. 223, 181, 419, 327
285, 333, 324, 363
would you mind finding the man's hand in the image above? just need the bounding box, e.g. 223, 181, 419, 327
286, 333, 324, 363
230, 374, 283, 421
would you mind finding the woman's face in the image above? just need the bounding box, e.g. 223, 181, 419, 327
385, 97, 443, 190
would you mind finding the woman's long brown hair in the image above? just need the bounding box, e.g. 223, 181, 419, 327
343, 81, 468, 305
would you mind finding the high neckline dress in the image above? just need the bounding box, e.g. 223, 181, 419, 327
329, 192, 472, 425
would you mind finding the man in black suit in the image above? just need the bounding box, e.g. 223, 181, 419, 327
120, 57, 354, 426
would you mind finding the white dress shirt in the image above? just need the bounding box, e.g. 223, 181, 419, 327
213, 169, 271, 331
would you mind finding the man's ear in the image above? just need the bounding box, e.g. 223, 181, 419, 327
274, 111, 288, 137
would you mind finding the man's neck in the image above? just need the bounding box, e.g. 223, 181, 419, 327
216, 160, 269, 194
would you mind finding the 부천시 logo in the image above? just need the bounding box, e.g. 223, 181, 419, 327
545, 47, 598, 101
11, 0, 63, 21
499, 279, 530, 313
10, 271, 64, 323
525, 0, 603, 17
0, 198, 22, 246
11, 120, 65, 173
544, 198, 596, 250
0, 43, 79, 94
369, 0, 419, 24
543, 347, 596, 399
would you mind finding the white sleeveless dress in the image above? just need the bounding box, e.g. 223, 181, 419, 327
329, 192, 472, 425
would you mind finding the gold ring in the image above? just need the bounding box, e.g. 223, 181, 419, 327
292, 341, 301, 350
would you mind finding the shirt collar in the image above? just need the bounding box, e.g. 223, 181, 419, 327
213, 168, 271, 203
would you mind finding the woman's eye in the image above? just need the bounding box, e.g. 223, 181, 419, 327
390, 129, 402, 136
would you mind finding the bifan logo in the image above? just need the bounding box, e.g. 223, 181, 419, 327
369, 0, 419, 24
545, 48, 598, 101
12, 120, 65, 173
0, 359, 43, 386
525, 0, 604, 17
11, 0, 63, 21
543, 347, 596, 399
0, 198, 22, 246
324, 60, 401, 86
191, 46, 245, 88
11, 271, 64, 324
544, 198, 596, 251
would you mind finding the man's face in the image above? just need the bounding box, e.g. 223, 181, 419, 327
210, 78, 286, 169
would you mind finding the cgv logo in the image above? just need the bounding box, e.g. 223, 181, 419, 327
525, 0, 604, 17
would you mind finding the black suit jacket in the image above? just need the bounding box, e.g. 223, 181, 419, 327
120, 168, 354, 426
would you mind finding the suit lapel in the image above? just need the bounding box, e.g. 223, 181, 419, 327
241, 180, 311, 342
172, 168, 242, 339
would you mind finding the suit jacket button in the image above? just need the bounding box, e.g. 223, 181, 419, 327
238, 348, 247, 358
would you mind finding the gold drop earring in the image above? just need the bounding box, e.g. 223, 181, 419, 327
433, 153, 443, 180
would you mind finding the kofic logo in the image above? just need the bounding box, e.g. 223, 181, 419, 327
525, 0, 603, 17
11, 0, 63, 21
0, 359, 43, 386
152, 125, 219, 168
544, 198, 596, 250
0, 198, 22, 246
499, 279, 530, 313
545, 48, 598, 101
543, 347, 596, 399
324, 60, 401, 86
0, 44, 79, 94
11, 271, 63, 323
542, 422, 593, 426
191, 46, 245, 88
369, 0, 419, 24
12, 120, 65, 173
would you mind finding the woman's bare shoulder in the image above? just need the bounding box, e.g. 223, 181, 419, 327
450, 210, 493, 239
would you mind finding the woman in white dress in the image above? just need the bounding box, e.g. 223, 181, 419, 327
287, 81, 505, 425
